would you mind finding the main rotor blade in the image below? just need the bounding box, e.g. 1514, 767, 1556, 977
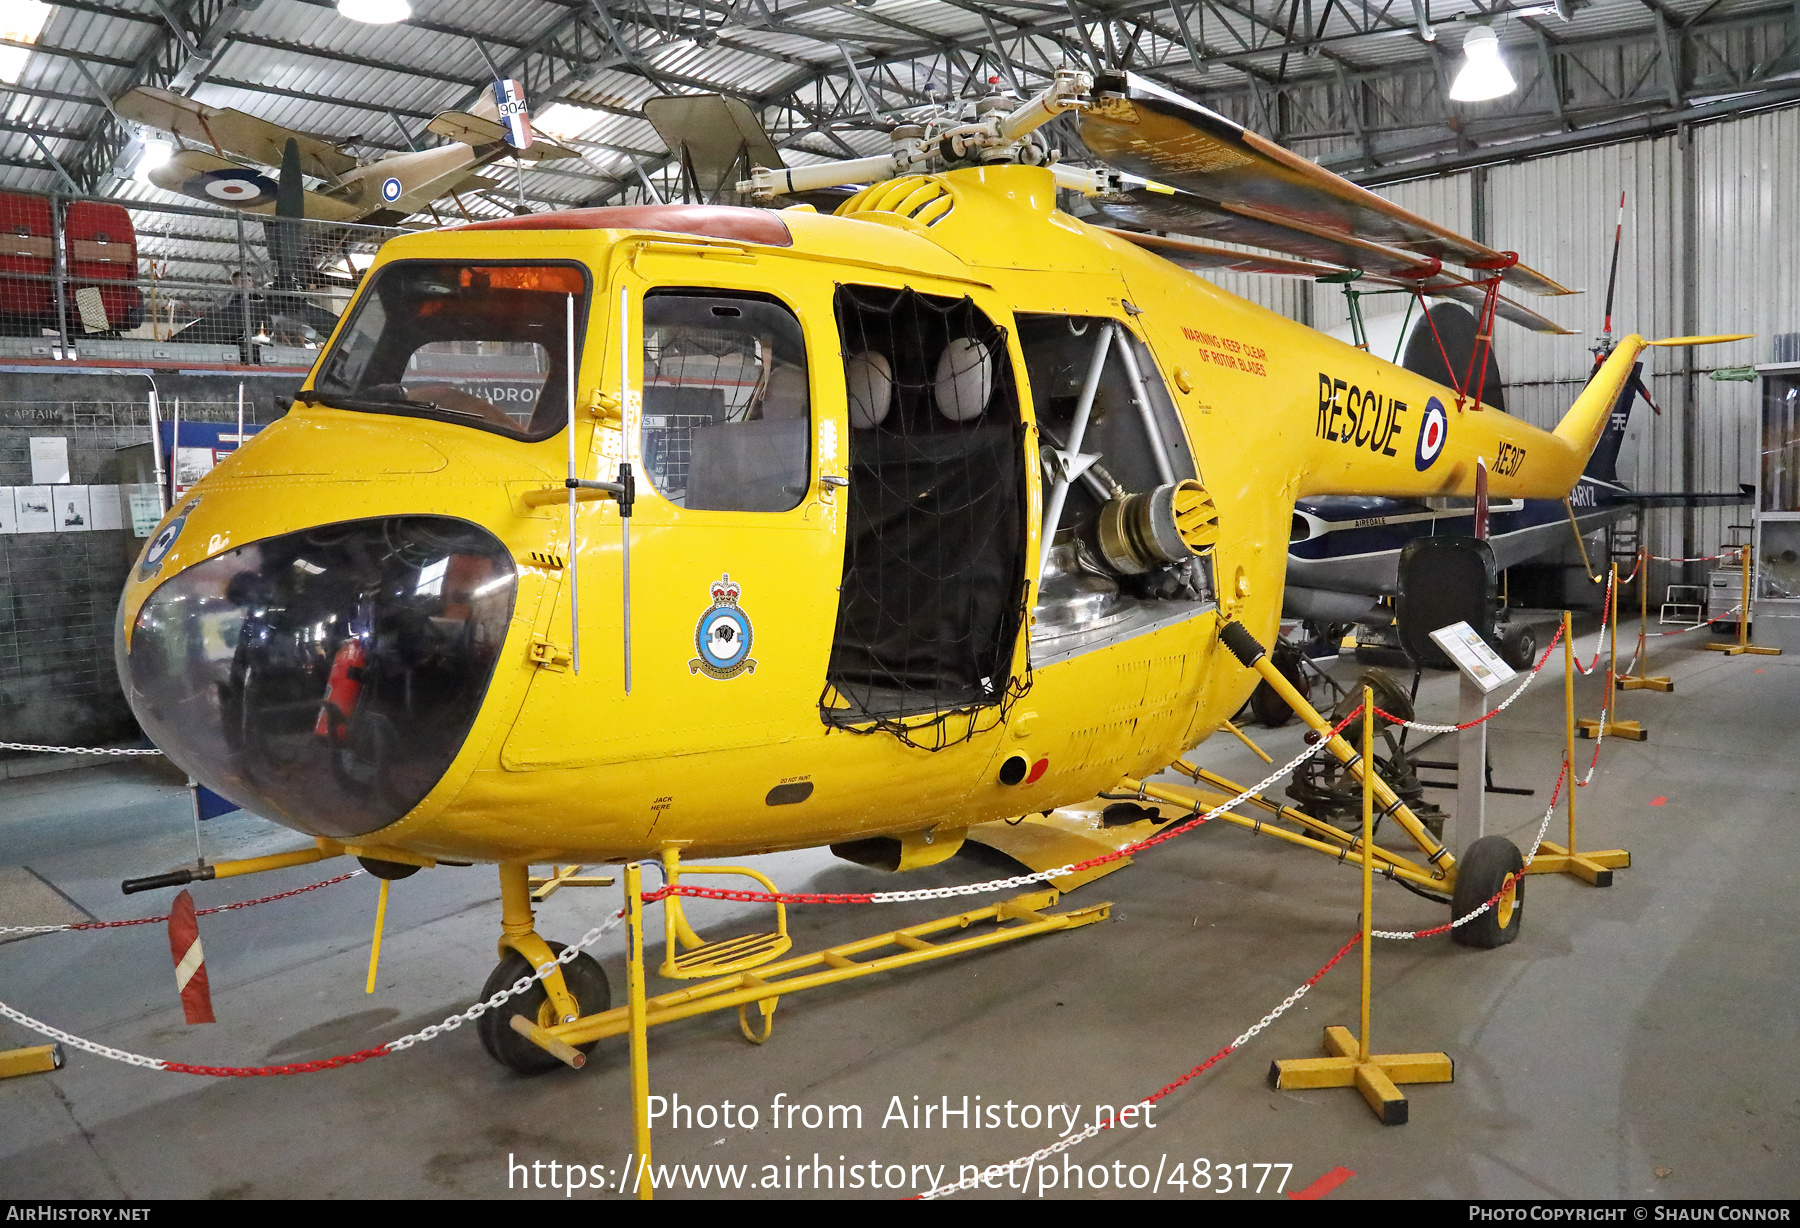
1076, 72, 1574, 298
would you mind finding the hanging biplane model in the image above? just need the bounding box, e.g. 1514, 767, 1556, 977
114, 67, 1748, 1074
116, 81, 578, 226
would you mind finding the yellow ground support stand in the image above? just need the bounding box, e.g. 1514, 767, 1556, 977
506, 868, 1111, 1197
0, 1044, 61, 1079
1705, 545, 1782, 658
1580, 563, 1649, 741
1532, 611, 1631, 887
1270, 690, 1452, 1124
1618, 550, 1673, 692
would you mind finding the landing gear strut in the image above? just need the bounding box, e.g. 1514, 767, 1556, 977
477, 863, 613, 1075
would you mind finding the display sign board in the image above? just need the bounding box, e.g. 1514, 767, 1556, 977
1428, 620, 1517, 693
156, 421, 263, 501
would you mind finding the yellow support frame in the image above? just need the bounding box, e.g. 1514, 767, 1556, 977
1531, 610, 1631, 886
538, 890, 1109, 1052
1269, 691, 1452, 1124
0, 1044, 61, 1080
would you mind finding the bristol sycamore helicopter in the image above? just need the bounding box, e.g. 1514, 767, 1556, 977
114, 66, 1739, 1074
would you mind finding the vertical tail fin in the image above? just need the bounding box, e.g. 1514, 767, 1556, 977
1580, 360, 1641, 484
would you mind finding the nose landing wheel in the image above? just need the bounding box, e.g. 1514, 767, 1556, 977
476, 943, 612, 1075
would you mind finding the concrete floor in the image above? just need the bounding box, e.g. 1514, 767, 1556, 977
1, 621, 1796, 1201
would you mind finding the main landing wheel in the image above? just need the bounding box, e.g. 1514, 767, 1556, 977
476, 942, 611, 1075
1451, 835, 1525, 949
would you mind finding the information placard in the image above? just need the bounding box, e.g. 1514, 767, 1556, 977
1428, 620, 1517, 693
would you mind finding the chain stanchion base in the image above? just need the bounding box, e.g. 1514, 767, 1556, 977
1578, 717, 1647, 741
1525, 841, 1630, 887
0, 1044, 62, 1079
1270, 1026, 1452, 1125
1617, 675, 1673, 692
1703, 642, 1782, 657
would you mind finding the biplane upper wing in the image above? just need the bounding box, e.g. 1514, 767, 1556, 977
117, 87, 359, 181
1076, 72, 1574, 299
427, 111, 581, 162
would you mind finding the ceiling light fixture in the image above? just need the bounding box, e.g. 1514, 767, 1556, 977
1448, 25, 1517, 102
337, 0, 411, 25
134, 138, 173, 183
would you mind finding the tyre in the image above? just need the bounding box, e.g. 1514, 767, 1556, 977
476, 942, 611, 1074
1497, 622, 1537, 672
1450, 835, 1525, 948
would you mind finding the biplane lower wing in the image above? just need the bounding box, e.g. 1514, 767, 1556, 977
149, 150, 365, 222
1076, 71, 1573, 298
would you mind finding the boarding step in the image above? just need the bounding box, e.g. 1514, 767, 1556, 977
665, 930, 792, 978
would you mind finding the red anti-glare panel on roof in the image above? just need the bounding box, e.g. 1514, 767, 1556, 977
451, 205, 792, 248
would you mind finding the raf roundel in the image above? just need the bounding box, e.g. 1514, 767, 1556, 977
187, 167, 279, 207
1415, 397, 1449, 472
689, 574, 757, 680
138, 500, 196, 581
381, 177, 403, 204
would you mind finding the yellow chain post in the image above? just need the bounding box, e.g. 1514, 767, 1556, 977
1618, 549, 1672, 692
626, 862, 653, 1201
1706, 542, 1782, 657
1358, 688, 1373, 1065
1581, 563, 1647, 741
1532, 609, 1632, 886
1270, 686, 1451, 1124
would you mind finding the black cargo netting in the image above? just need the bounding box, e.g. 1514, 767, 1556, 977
823, 285, 1030, 750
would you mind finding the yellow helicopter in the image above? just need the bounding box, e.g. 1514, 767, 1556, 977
114, 67, 1713, 1074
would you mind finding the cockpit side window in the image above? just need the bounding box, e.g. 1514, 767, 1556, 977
638, 290, 811, 513
312, 261, 588, 441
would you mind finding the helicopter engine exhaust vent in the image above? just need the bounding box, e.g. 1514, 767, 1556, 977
836, 176, 955, 227
1094, 479, 1218, 575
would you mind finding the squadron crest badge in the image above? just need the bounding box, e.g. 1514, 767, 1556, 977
690, 574, 757, 680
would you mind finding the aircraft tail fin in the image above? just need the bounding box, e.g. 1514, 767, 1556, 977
1580, 360, 1641, 485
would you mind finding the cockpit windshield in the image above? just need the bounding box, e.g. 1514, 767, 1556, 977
310, 261, 589, 441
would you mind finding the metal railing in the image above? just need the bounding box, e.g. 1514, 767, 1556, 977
0, 190, 412, 365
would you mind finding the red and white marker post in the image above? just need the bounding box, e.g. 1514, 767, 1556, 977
166, 890, 215, 1025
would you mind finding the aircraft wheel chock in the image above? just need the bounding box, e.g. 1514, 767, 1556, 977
476, 942, 611, 1075
1450, 836, 1525, 949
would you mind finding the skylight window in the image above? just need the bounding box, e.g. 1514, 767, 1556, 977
0, 0, 51, 85
533, 103, 604, 141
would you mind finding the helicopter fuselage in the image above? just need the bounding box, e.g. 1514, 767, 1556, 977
115, 165, 1624, 867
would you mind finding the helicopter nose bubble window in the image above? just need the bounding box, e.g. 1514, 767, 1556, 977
118, 516, 516, 841
639, 290, 811, 513
312, 260, 588, 441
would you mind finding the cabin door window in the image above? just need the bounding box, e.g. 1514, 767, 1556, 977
638, 290, 811, 513
824, 285, 1029, 743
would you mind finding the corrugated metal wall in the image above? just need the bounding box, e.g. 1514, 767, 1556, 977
1192, 102, 1800, 565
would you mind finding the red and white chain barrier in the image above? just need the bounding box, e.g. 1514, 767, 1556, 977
0, 870, 364, 937
0, 911, 626, 1077
1649, 553, 1725, 563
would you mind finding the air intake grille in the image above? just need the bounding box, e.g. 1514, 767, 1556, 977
837, 176, 955, 227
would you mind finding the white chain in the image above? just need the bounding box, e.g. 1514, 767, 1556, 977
0, 742, 163, 755
0, 911, 626, 1072
920, 950, 1330, 1199
1374, 704, 1607, 940
867, 728, 1341, 904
